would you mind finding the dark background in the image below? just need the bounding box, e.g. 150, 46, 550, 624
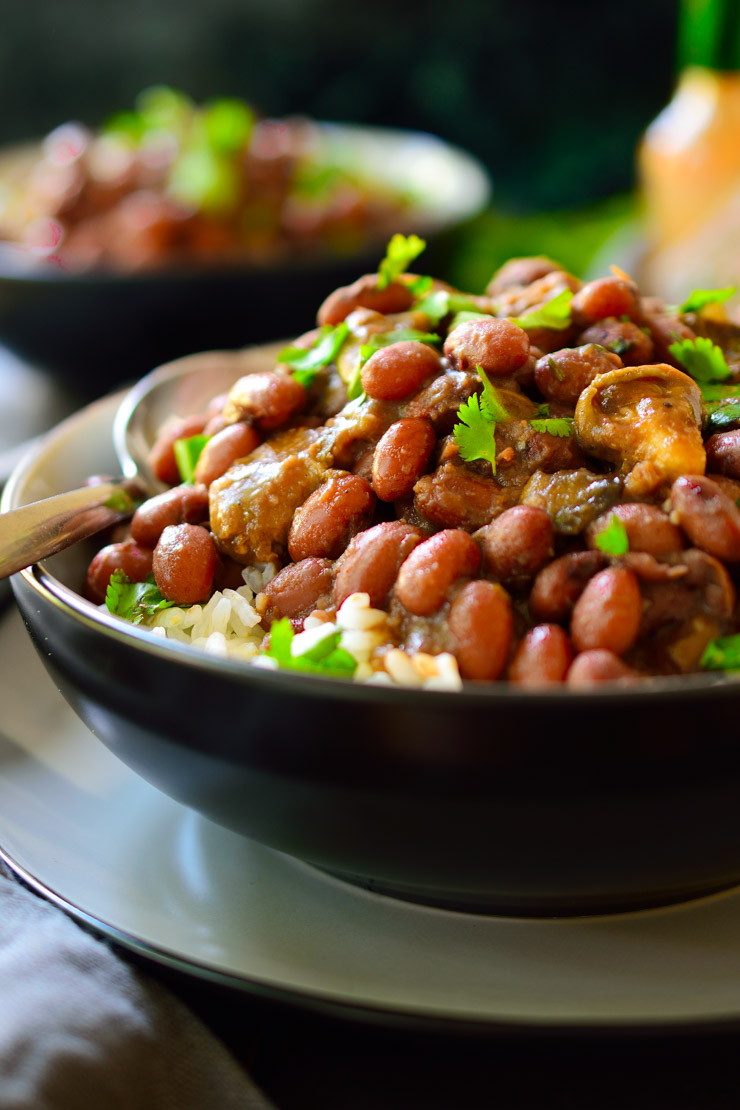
0, 0, 678, 215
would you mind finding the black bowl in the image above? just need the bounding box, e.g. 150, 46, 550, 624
0, 124, 491, 395
6, 387, 740, 917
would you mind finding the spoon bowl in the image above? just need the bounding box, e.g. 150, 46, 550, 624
0, 341, 282, 578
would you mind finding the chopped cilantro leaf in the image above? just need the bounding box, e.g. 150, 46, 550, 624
174, 434, 210, 484
346, 363, 366, 402
669, 336, 732, 383
359, 328, 440, 362
105, 571, 180, 625
511, 289, 573, 331
704, 399, 740, 431
413, 289, 451, 323
593, 514, 629, 557
407, 274, 434, 296
529, 417, 574, 437
453, 394, 499, 473
264, 618, 357, 677
413, 289, 485, 325
477, 366, 511, 423
376, 233, 426, 290
278, 322, 349, 386
700, 382, 740, 402
700, 633, 740, 672
452, 367, 510, 473
679, 286, 737, 314
547, 356, 565, 382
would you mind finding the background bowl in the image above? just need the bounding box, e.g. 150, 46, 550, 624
6, 369, 740, 917
0, 123, 490, 395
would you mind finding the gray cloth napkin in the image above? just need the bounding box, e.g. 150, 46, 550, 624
0, 860, 276, 1110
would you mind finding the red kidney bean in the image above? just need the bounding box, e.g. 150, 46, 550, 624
372, 418, 436, 501
257, 558, 334, 623
529, 550, 605, 622
448, 580, 513, 680
479, 506, 554, 589
317, 274, 414, 326
570, 276, 641, 326
706, 430, 740, 480
534, 344, 622, 407
570, 566, 642, 655
130, 485, 210, 547
485, 256, 561, 296
194, 423, 261, 486
443, 317, 530, 375
333, 521, 425, 607
396, 529, 481, 615
148, 413, 209, 487
566, 649, 638, 688
288, 473, 375, 561
360, 341, 441, 402
642, 310, 695, 364
586, 503, 684, 557
578, 318, 655, 366
223, 372, 306, 431
86, 539, 154, 604
670, 474, 740, 561
508, 624, 574, 687
152, 524, 217, 604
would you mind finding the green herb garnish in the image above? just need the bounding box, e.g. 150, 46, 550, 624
413, 289, 485, 325
669, 336, 732, 383
704, 399, 740, 431
105, 571, 180, 625
529, 416, 574, 437
264, 618, 357, 677
452, 366, 510, 473
679, 286, 737, 314
278, 322, 350, 387
358, 328, 440, 363
700, 633, 740, 672
174, 434, 210, 484
593, 514, 629, 557
376, 233, 426, 290
511, 288, 573, 331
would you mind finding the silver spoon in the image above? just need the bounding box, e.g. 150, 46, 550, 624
0, 342, 284, 580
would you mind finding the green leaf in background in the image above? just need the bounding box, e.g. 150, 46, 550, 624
174, 434, 210, 484
679, 285, 738, 314
669, 336, 733, 383
376, 233, 426, 289
203, 98, 255, 153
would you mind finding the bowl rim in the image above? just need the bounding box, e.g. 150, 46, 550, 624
0, 120, 492, 285
5, 386, 740, 708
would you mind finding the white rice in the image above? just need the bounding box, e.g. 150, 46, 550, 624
141, 571, 462, 691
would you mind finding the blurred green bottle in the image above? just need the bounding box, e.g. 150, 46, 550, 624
639, 0, 740, 300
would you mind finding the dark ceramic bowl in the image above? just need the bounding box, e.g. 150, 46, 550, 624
0, 124, 490, 395
5, 377, 740, 917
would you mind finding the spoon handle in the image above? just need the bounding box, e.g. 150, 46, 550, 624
0, 478, 145, 580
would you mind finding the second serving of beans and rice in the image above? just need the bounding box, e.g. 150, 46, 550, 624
84, 235, 740, 690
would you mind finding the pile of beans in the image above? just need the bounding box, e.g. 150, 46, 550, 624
86, 253, 740, 688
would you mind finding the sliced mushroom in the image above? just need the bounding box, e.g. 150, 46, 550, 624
574, 363, 705, 497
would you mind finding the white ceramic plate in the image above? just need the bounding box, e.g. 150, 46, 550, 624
7, 392, 740, 1030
